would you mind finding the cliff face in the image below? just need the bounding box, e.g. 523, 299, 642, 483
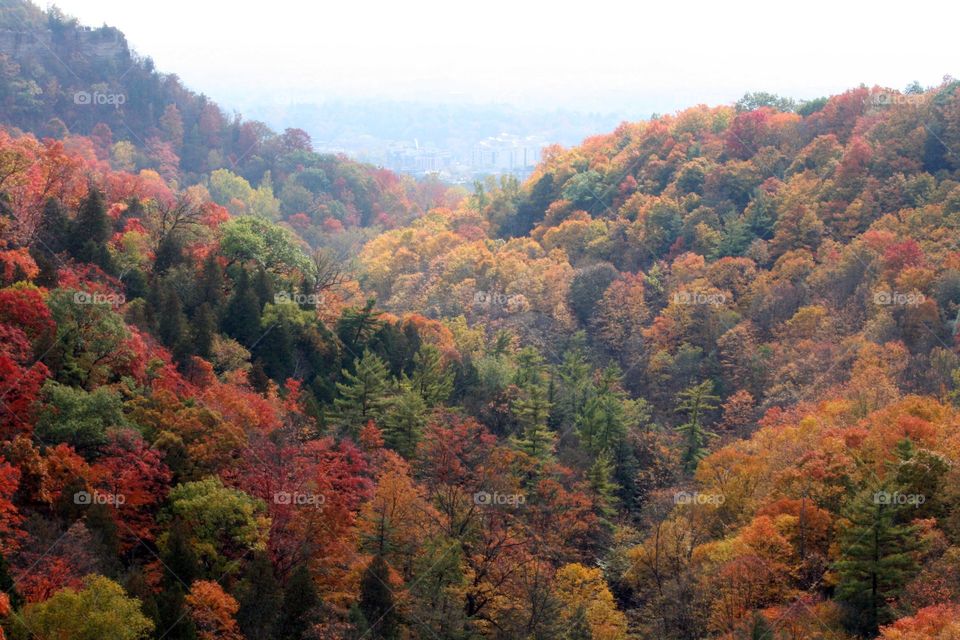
0, 25, 128, 64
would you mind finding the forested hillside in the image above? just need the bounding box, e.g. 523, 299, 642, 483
1, 2, 960, 639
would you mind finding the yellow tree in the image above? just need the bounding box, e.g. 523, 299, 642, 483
554, 563, 628, 640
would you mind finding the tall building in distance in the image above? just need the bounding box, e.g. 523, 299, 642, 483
375, 133, 545, 182
470, 133, 544, 179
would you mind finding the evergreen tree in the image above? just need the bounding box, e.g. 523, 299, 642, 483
577, 365, 628, 454
254, 266, 275, 308
153, 234, 185, 275
408, 537, 467, 639
192, 302, 216, 359
256, 314, 296, 381
157, 519, 199, 640
512, 346, 545, 389
71, 188, 111, 248
123, 568, 161, 633
236, 552, 282, 640
336, 299, 382, 356
555, 335, 594, 431
158, 284, 192, 365
513, 381, 556, 463
38, 197, 70, 251
199, 252, 225, 311
69, 188, 114, 270
275, 565, 319, 640
835, 485, 922, 636
383, 379, 427, 458
587, 450, 620, 521
359, 554, 399, 640
222, 268, 262, 347
332, 350, 394, 437
675, 380, 719, 472
159, 284, 187, 348
411, 345, 453, 407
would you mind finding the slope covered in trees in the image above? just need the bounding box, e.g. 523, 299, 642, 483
1, 2, 960, 638
0, 0, 453, 248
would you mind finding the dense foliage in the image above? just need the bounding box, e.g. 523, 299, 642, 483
2, 4, 960, 639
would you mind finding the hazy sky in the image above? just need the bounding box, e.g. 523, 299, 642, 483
49, 0, 957, 115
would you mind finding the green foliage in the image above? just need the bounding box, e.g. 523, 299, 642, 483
275, 565, 319, 640
35, 380, 127, 452
332, 349, 394, 437
577, 365, 629, 454
69, 188, 114, 270
164, 476, 270, 577
46, 288, 129, 387
383, 380, 427, 458
358, 554, 399, 640
736, 91, 797, 113
835, 485, 922, 636
220, 216, 309, 273
221, 268, 262, 347
411, 344, 453, 407
674, 380, 719, 472
587, 450, 620, 520
11, 574, 153, 640
236, 552, 282, 640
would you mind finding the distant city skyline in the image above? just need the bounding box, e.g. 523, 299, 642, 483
46, 0, 955, 116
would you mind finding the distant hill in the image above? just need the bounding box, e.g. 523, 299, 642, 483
0, 0, 447, 238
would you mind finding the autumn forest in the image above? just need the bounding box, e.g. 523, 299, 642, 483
1, 2, 960, 639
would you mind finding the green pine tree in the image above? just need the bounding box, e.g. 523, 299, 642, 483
587, 450, 620, 521
359, 554, 399, 640
332, 350, 394, 437
275, 564, 319, 640
192, 302, 216, 359
577, 365, 628, 454
69, 188, 111, 258
383, 379, 427, 458
411, 345, 453, 407
222, 268, 262, 347
556, 334, 594, 431
199, 252, 225, 311
513, 380, 556, 463
254, 266, 275, 308
336, 299, 382, 356
834, 485, 922, 636
236, 552, 282, 640
675, 380, 719, 472
38, 197, 70, 254
256, 314, 296, 381
157, 519, 199, 640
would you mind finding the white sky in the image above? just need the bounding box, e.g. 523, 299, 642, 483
48, 0, 958, 115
